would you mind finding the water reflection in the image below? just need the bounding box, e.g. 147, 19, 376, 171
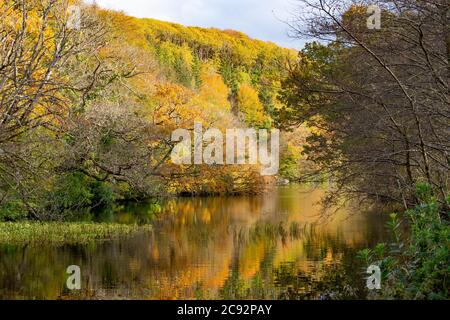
0, 185, 387, 299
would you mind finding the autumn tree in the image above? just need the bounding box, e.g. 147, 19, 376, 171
279, 0, 449, 212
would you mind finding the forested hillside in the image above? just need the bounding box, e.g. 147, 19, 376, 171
0, 1, 307, 221
106, 12, 296, 127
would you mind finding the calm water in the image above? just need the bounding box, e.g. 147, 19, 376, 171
0, 185, 388, 299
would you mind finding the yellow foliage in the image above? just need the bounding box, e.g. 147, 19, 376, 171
236, 85, 271, 128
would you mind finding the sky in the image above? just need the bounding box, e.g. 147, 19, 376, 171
84, 0, 307, 49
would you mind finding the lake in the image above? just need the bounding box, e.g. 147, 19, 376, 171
0, 185, 388, 299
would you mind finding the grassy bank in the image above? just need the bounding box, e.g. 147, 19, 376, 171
0, 222, 152, 245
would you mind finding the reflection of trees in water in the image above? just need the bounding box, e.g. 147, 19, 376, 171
0, 186, 387, 299
219, 225, 369, 300
273, 257, 364, 300
274, 230, 367, 300
0, 233, 159, 299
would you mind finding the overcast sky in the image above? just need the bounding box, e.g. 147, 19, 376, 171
84, 0, 307, 49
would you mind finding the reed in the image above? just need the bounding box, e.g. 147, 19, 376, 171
0, 222, 152, 245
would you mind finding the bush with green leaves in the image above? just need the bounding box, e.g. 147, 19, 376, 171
0, 200, 27, 222
359, 184, 449, 299
46, 173, 116, 220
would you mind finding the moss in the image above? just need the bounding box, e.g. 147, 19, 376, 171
0, 222, 152, 245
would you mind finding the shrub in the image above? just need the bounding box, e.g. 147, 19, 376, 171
0, 200, 27, 222
47, 173, 116, 219
360, 185, 449, 299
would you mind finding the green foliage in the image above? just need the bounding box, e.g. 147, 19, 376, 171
277, 42, 341, 129
191, 54, 202, 89
0, 222, 152, 245
218, 59, 240, 96
90, 181, 115, 208
0, 200, 27, 222
416, 183, 433, 203
51, 173, 93, 212
360, 186, 450, 299
279, 146, 301, 180
156, 42, 194, 87
49, 173, 115, 218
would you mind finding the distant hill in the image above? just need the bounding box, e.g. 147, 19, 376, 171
102, 10, 297, 124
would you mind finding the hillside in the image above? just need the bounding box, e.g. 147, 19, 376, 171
103, 11, 297, 126
0, 2, 308, 221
